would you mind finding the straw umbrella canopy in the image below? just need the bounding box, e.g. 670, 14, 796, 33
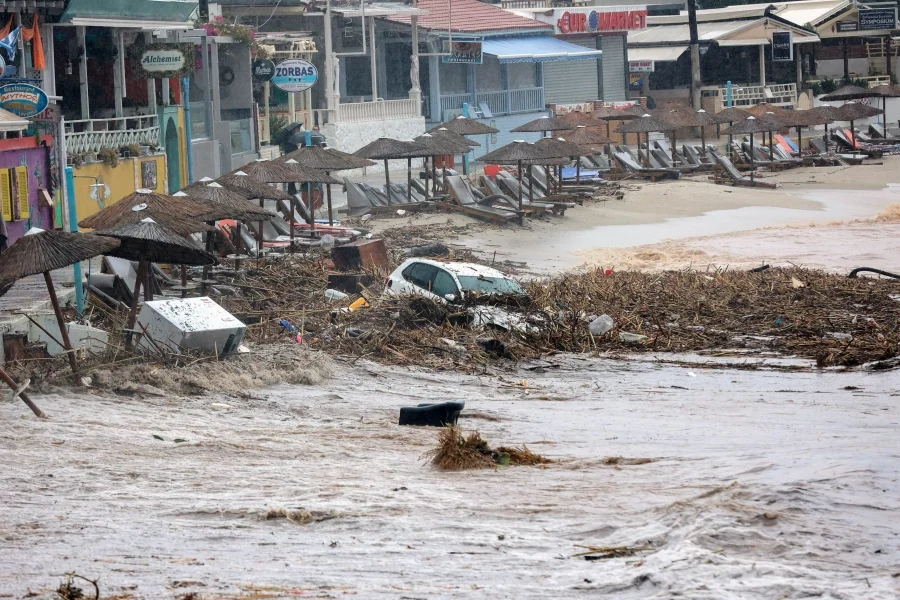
714, 106, 751, 124
225, 159, 323, 185
479, 141, 564, 224
0, 227, 120, 382
214, 172, 293, 201
282, 158, 341, 232
833, 102, 883, 150
276, 146, 363, 226
867, 84, 900, 127
78, 188, 213, 236
721, 116, 781, 180
354, 138, 426, 206
592, 104, 644, 146
616, 114, 679, 167
401, 133, 472, 201
746, 103, 791, 120
432, 127, 480, 147
323, 147, 377, 169
676, 109, 718, 151
774, 109, 828, 155
821, 85, 881, 102
428, 115, 499, 135
559, 126, 615, 181
511, 115, 576, 137
180, 182, 275, 222
558, 110, 601, 128
95, 217, 217, 349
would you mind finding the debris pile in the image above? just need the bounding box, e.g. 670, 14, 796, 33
424, 426, 552, 470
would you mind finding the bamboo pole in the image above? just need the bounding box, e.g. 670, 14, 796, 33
124, 257, 146, 350
43, 271, 80, 382
0, 367, 43, 418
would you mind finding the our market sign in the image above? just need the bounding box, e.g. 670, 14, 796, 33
272, 59, 318, 93
0, 83, 48, 118
442, 41, 483, 64
549, 8, 648, 34
132, 43, 194, 79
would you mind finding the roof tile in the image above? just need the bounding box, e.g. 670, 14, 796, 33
387, 0, 551, 34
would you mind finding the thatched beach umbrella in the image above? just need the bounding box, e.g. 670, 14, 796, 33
480, 141, 562, 224
277, 146, 368, 225
593, 104, 645, 145
282, 159, 340, 232
675, 109, 718, 151
804, 105, 842, 152
429, 115, 499, 136
559, 125, 614, 181
406, 133, 472, 198
214, 172, 293, 202
558, 111, 600, 128
721, 116, 781, 180
354, 138, 426, 206
833, 102, 883, 150
821, 85, 881, 102
511, 115, 575, 138
532, 137, 581, 193
616, 114, 679, 168
0, 228, 119, 381
78, 189, 212, 236
776, 108, 832, 157
714, 107, 751, 145
867, 84, 900, 127
95, 217, 216, 349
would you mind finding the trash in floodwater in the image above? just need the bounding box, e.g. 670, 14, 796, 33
423, 427, 551, 471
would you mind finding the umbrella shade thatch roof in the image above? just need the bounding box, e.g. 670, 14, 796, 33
616, 114, 678, 133
479, 140, 561, 163
558, 111, 600, 127
595, 104, 646, 120
650, 104, 697, 127
323, 148, 376, 169
228, 159, 327, 184
94, 218, 217, 266
428, 116, 498, 135
535, 137, 585, 158
79, 188, 214, 235
180, 183, 276, 222
511, 116, 576, 133
868, 84, 900, 98
834, 101, 883, 121
680, 109, 719, 127
432, 127, 480, 147
720, 115, 783, 135
746, 103, 791, 120
561, 125, 615, 146
821, 85, 880, 101
353, 137, 426, 160
277, 145, 364, 171
804, 105, 842, 122
281, 160, 341, 183
0, 228, 120, 280
714, 107, 752, 124
216, 171, 294, 201
402, 133, 472, 158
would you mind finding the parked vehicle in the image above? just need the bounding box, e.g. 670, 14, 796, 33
385, 259, 531, 331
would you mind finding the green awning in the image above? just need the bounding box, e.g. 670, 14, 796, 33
61, 0, 197, 26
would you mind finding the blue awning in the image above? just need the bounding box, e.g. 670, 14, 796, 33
482, 37, 603, 63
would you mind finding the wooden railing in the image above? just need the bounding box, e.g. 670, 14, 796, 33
64, 115, 160, 155
336, 99, 420, 123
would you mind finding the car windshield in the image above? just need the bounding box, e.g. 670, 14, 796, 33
457, 275, 524, 295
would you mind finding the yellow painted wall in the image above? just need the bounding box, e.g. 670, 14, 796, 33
177, 108, 189, 190
72, 155, 167, 227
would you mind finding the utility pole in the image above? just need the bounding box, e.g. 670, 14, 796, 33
687, 0, 701, 110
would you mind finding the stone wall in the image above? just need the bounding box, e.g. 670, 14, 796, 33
323, 116, 427, 175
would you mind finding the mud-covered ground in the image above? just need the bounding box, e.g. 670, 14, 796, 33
1, 354, 898, 599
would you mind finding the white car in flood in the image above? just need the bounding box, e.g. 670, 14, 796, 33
384, 259, 531, 331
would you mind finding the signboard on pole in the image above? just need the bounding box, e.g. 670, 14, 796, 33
629, 60, 654, 72
772, 31, 793, 62
272, 59, 318, 93
859, 7, 897, 31
252, 59, 275, 82
836, 20, 859, 32
442, 41, 483, 64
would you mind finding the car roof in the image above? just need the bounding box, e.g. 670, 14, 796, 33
404, 258, 511, 279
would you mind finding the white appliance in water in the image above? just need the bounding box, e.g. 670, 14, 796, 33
136, 297, 246, 355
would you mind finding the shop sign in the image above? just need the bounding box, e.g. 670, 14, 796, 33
252, 59, 276, 82
272, 59, 318, 93
771, 31, 793, 62
553, 8, 648, 34
859, 7, 897, 30
629, 60, 654, 72
131, 43, 195, 79
0, 83, 48, 118
836, 20, 859, 32
442, 41, 483, 64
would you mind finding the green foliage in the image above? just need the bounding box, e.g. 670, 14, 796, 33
98, 147, 119, 168
269, 114, 289, 144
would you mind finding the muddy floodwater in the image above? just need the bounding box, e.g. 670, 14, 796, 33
2, 355, 898, 598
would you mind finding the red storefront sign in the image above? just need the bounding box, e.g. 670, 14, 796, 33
556, 9, 647, 34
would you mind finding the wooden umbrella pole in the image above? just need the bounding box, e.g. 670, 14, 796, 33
576, 158, 581, 183
797, 126, 803, 157
43, 270, 80, 382
289, 195, 296, 254
326, 178, 334, 226
824, 124, 829, 153
124, 257, 146, 350
258, 198, 265, 268
180, 266, 188, 299
144, 262, 152, 301
645, 132, 651, 168
407, 158, 412, 203
384, 159, 392, 205
528, 165, 534, 203
201, 231, 213, 287
516, 159, 524, 226
308, 182, 315, 233
749, 133, 755, 182
701, 126, 706, 152
768, 130, 774, 161
0, 366, 44, 418
442, 155, 449, 192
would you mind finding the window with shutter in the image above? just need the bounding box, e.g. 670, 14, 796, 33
0, 170, 11, 222
16, 166, 29, 219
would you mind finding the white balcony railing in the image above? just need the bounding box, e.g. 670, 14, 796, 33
64, 115, 160, 155
440, 87, 545, 119
708, 83, 798, 108
336, 99, 420, 123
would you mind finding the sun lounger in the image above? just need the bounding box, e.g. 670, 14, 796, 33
444, 175, 519, 224
652, 148, 698, 173
711, 150, 777, 189
832, 129, 884, 157
493, 172, 575, 215
613, 152, 677, 181
682, 145, 717, 171
653, 139, 692, 168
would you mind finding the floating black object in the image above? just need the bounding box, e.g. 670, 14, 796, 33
398, 402, 465, 427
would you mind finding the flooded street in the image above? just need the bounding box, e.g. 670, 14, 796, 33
2, 356, 898, 598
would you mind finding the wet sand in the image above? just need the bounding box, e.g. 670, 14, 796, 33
2, 356, 898, 598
